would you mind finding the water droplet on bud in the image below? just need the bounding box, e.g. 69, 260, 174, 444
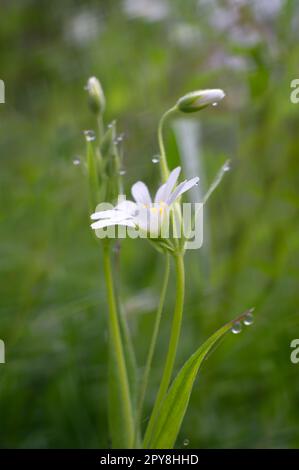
183, 439, 190, 447
231, 321, 242, 334
84, 130, 96, 142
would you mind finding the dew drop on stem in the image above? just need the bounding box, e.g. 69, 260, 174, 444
84, 130, 96, 142
152, 155, 160, 164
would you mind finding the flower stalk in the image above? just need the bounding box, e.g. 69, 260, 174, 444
157, 107, 176, 182
84, 77, 135, 447
135, 254, 170, 446
143, 252, 185, 446
103, 243, 135, 448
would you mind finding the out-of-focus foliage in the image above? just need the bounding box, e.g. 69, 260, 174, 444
1, 0, 299, 448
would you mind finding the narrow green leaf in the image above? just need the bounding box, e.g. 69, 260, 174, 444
144, 310, 252, 449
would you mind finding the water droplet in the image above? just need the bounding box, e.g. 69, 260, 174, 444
212, 102, 218, 107
84, 130, 96, 142
223, 161, 231, 172
119, 169, 126, 176
183, 439, 190, 447
72, 157, 81, 166
152, 155, 160, 164
231, 321, 242, 334
243, 311, 254, 326
108, 120, 116, 129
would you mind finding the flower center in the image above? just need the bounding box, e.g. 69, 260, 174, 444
147, 201, 167, 215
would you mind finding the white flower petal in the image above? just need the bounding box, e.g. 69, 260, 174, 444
116, 200, 138, 215
131, 181, 152, 205
135, 207, 160, 236
193, 89, 225, 108
91, 218, 136, 229
168, 177, 199, 204
91, 209, 120, 220
154, 167, 181, 203
154, 182, 167, 204
91, 201, 137, 220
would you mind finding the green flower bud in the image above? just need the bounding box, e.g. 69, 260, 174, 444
86, 76, 105, 114
176, 89, 225, 113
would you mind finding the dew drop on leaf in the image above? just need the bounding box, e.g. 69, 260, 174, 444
231, 321, 242, 334
223, 161, 231, 172
243, 311, 254, 326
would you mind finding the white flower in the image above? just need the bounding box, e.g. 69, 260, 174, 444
177, 89, 225, 113
90, 166, 199, 237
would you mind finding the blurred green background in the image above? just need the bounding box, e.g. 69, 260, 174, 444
1, 0, 299, 448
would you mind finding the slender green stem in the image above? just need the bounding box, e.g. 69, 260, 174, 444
135, 254, 170, 446
103, 244, 134, 448
97, 114, 104, 140
158, 107, 177, 182
143, 253, 185, 447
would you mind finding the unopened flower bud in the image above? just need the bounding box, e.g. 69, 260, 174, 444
176, 89, 225, 113
86, 76, 105, 114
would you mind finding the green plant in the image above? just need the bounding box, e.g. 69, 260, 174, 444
81, 77, 254, 449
